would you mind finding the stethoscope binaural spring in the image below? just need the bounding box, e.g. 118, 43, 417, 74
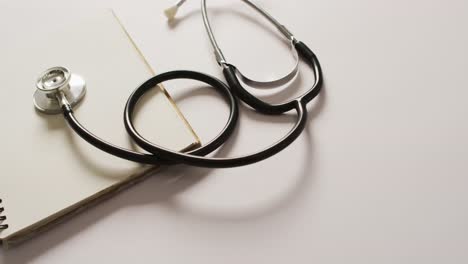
33, 0, 323, 168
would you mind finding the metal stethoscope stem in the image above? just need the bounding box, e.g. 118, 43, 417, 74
198, 0, 297, 64
168, 0, 301, 88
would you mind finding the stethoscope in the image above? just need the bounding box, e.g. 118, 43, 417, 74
33, 0, 323, 168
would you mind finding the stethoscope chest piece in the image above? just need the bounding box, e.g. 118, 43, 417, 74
33, 66, 86, 114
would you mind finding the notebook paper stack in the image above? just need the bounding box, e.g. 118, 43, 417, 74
0, 9, 200, 247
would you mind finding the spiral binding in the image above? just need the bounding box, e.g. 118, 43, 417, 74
0, 199, 7, 230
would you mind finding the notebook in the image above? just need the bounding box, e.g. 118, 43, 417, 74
0, 9, 200, 247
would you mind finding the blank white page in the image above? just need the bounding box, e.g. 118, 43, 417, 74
0, 9, 198, 244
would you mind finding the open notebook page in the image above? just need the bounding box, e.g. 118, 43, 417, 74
0, 9, 199, 246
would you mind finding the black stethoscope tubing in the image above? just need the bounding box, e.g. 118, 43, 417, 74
62, 71, 239, 166
60, 1, 323, 168
123, 41, 322, 168
62, 41, 322, 168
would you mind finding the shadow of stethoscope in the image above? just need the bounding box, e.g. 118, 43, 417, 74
157, 84, 326, 222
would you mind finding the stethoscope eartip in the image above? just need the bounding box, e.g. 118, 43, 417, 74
33, 66, 86, 114
164, 6, 179, 20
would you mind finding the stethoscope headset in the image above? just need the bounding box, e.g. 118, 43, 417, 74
33, 0, 323, 168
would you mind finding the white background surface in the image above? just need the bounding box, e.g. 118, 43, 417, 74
1, 0, 468, 263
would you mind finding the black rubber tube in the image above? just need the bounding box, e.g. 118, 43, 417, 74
63, 70, 239, 166
124, 98, 308, 168
223, 41, 323, 114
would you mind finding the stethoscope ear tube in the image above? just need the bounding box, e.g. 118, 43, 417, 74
222, 40, 323, 115
223, 66, 296, 115
294, 41, 323, 105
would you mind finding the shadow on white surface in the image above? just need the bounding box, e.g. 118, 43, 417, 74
162, 88, 325, 221
0, 166, 206, 263
0, 85, 325, 263
33, 110, 143, 182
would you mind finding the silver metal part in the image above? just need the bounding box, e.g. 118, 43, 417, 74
33, 67, 86, 114
228, 40, 299, 88
175, 0, 188, 8
174, 0, 300, 88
